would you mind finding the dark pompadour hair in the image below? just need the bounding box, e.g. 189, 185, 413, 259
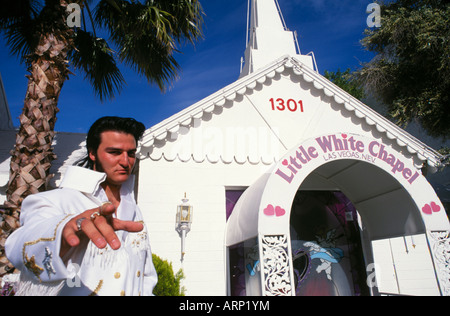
76, 116, 146, 169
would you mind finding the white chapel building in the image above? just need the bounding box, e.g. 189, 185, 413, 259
136, 0, 450, 296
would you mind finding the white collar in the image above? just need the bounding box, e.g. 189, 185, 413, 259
59, 166, 106, 194
59, 166, 135, 196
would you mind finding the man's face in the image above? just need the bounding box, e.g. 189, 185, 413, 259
89, 131, 137, 186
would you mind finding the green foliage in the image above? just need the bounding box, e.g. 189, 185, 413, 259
152, 254, 186, 296
356, 0, 450, 139
324, 68, 365, 100
94, 0, 204, 93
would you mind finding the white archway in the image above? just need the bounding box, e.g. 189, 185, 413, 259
289, 160, 429, 296
226, 133, 450, 296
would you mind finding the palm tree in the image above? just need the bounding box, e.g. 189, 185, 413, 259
0, 0, 203, 280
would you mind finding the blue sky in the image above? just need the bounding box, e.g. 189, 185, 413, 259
0, 0, 375, 134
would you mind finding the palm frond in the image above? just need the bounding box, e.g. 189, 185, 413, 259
70, 29, 126, 101
1, 0, 205, 95
94, 0, 204, 91
0, 0, 44, 64
154, 0, 204, 43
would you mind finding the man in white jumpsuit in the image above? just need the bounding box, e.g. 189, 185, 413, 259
6, 116, 157, 296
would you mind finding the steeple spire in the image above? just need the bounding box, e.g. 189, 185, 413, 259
0, 73, 14, 130
240, 0, 314, 77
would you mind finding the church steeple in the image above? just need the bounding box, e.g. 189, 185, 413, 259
0, 73, 14, 130
240, 0, 315, 77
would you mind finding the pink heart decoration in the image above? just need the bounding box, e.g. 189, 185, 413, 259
422, 202, 442, 215
263, 205, 286, 217
430, 202, 441, 213
264, 204, 275, 216
422, 204, 432, 215
275, 206, 286, 217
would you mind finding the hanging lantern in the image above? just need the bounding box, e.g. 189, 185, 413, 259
176, 193, 193, 262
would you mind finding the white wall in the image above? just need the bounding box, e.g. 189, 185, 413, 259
138, 158, 266, 296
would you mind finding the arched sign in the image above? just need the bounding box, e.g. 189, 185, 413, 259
256, 133, 450, 296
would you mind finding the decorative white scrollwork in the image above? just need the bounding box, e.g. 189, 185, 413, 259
429, 231, 450, 296
261, 235, 292, 296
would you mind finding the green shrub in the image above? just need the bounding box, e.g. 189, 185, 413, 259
152, 254, 186, 296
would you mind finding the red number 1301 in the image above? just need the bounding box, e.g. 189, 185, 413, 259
270, 98, 304, 112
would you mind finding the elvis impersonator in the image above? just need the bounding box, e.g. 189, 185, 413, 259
5, 117, 158, 296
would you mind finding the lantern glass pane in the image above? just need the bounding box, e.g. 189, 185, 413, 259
180, 206, 191, 222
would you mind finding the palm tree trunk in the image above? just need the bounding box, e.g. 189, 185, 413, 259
6, 32, 71, 209
1, 2, 74, 280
